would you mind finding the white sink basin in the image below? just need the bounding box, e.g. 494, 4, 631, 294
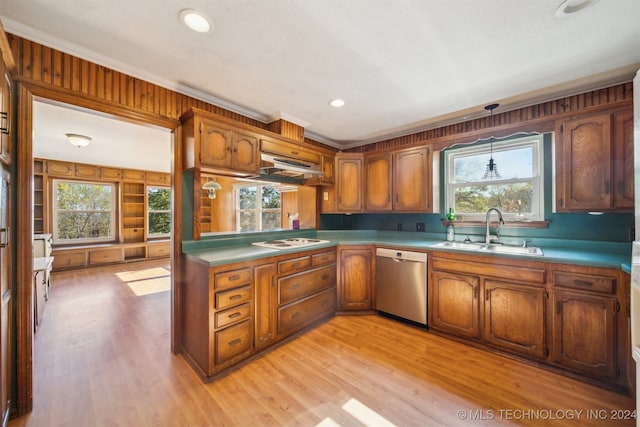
432, 241, 543, 256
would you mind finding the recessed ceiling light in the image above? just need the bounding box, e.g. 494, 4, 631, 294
329, 99, 345, 108
179, 9, 212, 33
555, 0, 599, 17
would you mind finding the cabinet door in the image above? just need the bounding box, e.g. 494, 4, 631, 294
254, 263, 276, 350
0, 167, 9, 420
483, 280, 546, 359
558, 114, 612, 210
337, 247, 374, 311
199, 119, 232, 169
336, 155, 363, 212
364, 153, 392, 212
552, 290, 617, 379
320, 155, 335, 185
393, 146, 430, 211
430, 270, 480, 338
231, 131, 259, 173
613, 109, 634, 209
0, 69, 11, 166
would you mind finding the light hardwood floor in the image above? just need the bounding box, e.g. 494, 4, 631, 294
9, 259, 635, 426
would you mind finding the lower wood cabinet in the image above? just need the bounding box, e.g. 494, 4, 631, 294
429, 251, 630, 393
337, 245, 375, 312
181, 247, 336, 382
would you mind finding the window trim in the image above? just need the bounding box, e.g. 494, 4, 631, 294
51, 179, 117, 245
234, 182, 282, 232
147, 185, 171, 239
443, 134, 545, 222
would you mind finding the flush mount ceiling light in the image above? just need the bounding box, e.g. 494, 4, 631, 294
66, 133, 92, 148
329, 99, 345, 108
179, 9, 212, 33
555, 0, 599, 17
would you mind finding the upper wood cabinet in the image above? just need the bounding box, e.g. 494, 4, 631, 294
364, 146, 432, 212
182, 109, 260, 176
336, 153, 364, 213
556, 108, 633, 211
0, 60, 11, 166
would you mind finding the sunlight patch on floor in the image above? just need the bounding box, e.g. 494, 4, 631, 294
316, 398, 397, 427
116, 267, 170, 296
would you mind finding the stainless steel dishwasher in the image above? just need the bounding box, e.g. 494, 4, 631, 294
375, 248, 427, 327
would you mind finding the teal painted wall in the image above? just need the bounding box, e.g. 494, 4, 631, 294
320, 133, 634, 243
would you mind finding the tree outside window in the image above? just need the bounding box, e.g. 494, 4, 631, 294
236, 184, 281, 232
53, 180, 116, 244
148, 186, 171, 237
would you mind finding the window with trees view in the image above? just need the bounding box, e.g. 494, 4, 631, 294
52, 180, 116, 244
444, 134, 544, 221
236, 183, 281, 232
148, 186, 171, 237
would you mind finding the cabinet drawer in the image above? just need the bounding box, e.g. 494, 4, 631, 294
215, 320, 252, 365
52, 251, 86, 269
215, 286, 251, 310
146, 171, 170, 185
278, 256, 311, 275
214, 268, 251, 290
215, 303, 251, 329
312, 251, 336, 267
89, 248, 123, 265
148, 243, 170, 258
277, 287, 336, 336
278, 265, 336, 305
432, 257, 546, 285
261, 139, 320, 164
553, 272, 615, 294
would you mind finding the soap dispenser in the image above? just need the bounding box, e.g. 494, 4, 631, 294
446, 222, 455, 241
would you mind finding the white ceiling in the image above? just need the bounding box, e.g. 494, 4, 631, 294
2, 0, 640, 151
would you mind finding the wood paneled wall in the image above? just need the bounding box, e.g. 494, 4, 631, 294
348, 83, 633, 153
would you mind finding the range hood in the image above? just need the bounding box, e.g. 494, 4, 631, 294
259, 152, 323, 182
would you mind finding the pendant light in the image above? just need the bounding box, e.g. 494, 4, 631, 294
482, 103, 501, 179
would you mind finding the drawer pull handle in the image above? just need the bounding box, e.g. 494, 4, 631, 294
229, 274, 241, 281
321, 274, 329, 280
292, 284, 301, 289
229, 338, 242, 346
228, 312, 242, 319
292, 262, 300, 268
229, 294, 243, 300
573, 280, 593, 287
291, 312, 301, 319
0, 112, 8, 135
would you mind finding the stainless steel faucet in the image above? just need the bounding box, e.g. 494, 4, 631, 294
485, 208, 505, 244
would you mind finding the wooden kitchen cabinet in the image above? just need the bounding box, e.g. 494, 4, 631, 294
556, 108, 633, 211
181, 109, 260, 175
0, 59, 11, 166
364, 153, 392, 211
254, 262, 276, 351
364, 146, 431, 212
393, 146, 431, 211
483, 280, 546, 359
337, 245, 374, 312
552, 290, 617, 379
335, 153, 363, 212
430, 270, 480, 338
0, 167, 10, 422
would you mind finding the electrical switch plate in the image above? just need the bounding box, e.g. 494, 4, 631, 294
323, 191, 329, 201
416, 222, 425, 232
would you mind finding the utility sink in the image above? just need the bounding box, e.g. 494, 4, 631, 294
432, 241, 543, 256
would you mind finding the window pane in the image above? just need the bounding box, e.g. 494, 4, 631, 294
56, 182, 113, 210
238, 211, 256, 232
261, 212, 280, 230
57, 211, 112, 240
454, 183, 533, 215
149, 212, 171, 235
261, 186, 281, 209
148, 187, 170, 210
239, 187, 257, 209
454, 146, 534, 183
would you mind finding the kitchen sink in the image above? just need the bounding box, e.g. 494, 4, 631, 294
432, 241, 543, 256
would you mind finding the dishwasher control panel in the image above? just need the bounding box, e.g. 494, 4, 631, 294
376, 247, 427, 263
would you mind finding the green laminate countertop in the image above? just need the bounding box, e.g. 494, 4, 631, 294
182, 230, 631, 272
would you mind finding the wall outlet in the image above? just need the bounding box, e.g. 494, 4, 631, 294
323, 191, 329, 201
416, 222, 425, 232
630, 227, 635, 241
